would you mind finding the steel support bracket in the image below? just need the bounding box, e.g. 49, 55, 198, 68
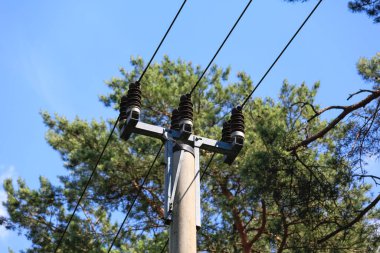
163, 131, 174, 224
193, 137, 203, 228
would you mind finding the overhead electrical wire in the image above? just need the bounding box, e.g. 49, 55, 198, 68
159, 0, 323, 251
54, 1, 187, 252
197, 0, 324, 220
138, 0, 188, 82
107, 144, 164, 253
54, 117, 120, 252
241, 0, 323, 108
201, 0, 324, 184
189, 0, 253, 96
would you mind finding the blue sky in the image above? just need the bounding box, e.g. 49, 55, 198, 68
0, 0, 379, 252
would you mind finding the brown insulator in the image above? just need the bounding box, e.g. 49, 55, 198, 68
221, 120, 233, 143
119, 95, 129, 120
170, 109, 181, 130
230, 106, 245, 133
178, 94, 193, 122
125, 81, 142, 109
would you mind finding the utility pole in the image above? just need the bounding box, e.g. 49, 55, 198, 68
169, 147, 196, 252
119, 82, 244, 253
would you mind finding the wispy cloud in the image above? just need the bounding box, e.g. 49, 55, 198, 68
18, 41, 74, 115
0, 165, 16, 239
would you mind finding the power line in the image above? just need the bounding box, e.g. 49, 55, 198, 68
159, 2, 252, 250
240, 0, 323, 108
138, 0, 188, 83
54, 116, 120, 253
186, 1, 324, 246
107, 144, 163, 253
189, 0, 252, 95
200, 153, 216, 181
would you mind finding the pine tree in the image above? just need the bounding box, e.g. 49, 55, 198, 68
1, 54, 380, 252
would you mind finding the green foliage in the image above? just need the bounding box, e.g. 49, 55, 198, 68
357, 52, 380, 87
286, 0, 380, 23
349, 0, 380, 23
1, 55, 380, 252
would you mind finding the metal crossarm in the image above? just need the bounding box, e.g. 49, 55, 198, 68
120, 120, 244, 227
121, 121, 240, 159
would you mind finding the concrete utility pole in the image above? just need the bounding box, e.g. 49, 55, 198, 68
119, 82, 244, 253
169, 148, 196, 253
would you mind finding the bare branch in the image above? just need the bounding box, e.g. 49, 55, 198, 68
347, 89, 376, 101
131, 180, 164, 219
277, 208, 289, 253
79, 203, 102, 243
353, 174, 380, 185
219, 180, 252, 253
249, 199, 267, 246
291, 101, 319, 115
358, 100, 380, 167
317, 193, 380, 244
288, 89, 380, 151
307, 105, 346, 123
